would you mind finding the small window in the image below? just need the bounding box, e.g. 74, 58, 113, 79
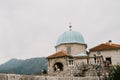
67, 47, 71, 54
69, 60, 73, 65
68, 57, 74, 65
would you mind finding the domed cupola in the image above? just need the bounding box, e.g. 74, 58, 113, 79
55, 25, 87, 55
56, 27, 85, 47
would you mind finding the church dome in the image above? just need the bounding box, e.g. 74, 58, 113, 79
56, 30, 85, 46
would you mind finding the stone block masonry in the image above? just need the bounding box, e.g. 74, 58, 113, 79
0, 73, 103, 80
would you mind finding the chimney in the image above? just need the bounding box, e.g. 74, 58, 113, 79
108, 40, 112, 43
108, 40, 112, 45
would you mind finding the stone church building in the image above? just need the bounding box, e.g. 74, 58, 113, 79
47, 26, 120, 76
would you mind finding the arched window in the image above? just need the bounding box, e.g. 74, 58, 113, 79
53, 62, 63, 72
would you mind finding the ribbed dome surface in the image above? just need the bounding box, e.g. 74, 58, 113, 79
56, 31, 85, 46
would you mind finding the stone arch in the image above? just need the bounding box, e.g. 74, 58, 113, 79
53, 62, 64, 72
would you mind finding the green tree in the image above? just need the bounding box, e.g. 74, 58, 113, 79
110, 65, 120, 80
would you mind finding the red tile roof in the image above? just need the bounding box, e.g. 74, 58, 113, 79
47, 50, 72, 59
89, 43, 120, 51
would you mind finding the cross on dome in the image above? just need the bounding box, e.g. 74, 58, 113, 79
69, 22, 72, 31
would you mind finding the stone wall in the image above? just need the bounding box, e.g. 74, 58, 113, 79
0, 73, 102, 80
56, 43, 86, 55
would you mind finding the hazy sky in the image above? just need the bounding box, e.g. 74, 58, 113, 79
0, 0, 120, 64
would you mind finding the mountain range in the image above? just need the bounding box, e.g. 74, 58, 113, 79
0, 57, 48, 75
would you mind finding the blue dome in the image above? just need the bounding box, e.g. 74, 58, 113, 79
56, 31, 85, 46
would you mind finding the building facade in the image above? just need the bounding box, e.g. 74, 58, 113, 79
89, 40, 120, 65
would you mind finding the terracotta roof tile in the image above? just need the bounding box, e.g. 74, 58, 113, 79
90, 43, 120, 51
47, 50, 72, 59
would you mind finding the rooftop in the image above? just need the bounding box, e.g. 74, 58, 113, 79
90, 41, 120, 51
47, 50, 72, 59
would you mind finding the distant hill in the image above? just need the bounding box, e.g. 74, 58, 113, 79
0, 57, 48, 75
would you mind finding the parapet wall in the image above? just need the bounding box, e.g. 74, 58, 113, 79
0, 73, 102, 80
